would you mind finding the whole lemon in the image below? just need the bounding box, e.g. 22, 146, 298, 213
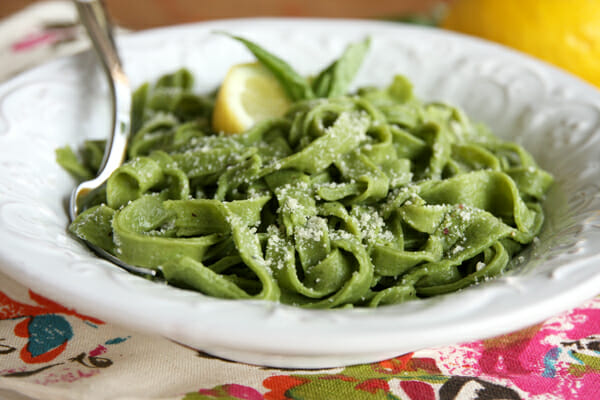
442, 0, 600, 87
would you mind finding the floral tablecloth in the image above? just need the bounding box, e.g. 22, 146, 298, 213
2, 269, 599, 400
1, 2, 599, 399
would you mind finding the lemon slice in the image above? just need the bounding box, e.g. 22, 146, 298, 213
212, 62, 292, 134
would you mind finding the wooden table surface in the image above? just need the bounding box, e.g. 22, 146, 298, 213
1, 0, 450, 30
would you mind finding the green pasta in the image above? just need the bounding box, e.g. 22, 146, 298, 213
58, 36, 553, 308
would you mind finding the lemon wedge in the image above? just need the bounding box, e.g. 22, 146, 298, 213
212, 62, 292, 134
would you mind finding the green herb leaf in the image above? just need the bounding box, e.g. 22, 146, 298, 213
222, 33, 315, 101
312, 37, 371, 98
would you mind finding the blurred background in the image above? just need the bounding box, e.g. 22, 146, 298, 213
0, 0, 450, 29
1, 0, 598, 87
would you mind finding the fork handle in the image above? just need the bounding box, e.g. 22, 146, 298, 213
74, 0, 131, 198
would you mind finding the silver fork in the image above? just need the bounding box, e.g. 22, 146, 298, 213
71, 0, 156, 276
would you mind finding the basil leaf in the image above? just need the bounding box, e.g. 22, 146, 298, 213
223, 33, 314, 101
313, 37, 371, 98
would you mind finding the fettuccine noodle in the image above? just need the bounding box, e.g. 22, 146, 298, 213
58, 37, 553, 308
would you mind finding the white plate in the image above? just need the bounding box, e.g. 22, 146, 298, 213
1, 18, 599, 369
